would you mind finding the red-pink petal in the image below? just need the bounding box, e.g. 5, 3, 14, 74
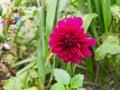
80, 38, 96, 46
71, 56, 79, 64
73, 17, 83, 29
81, 47, 92, 57
57, 20, 66, 29
66, 17, 74, 29
86, 38, 96, 46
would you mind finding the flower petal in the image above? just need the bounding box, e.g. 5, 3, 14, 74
86, 38, 96, 46
66, 17, 74, 29
73, 17, 83, 29
57, 20, 66, 29
71, 56, 79, 64
81, 47, 92, 57
80, 38, 96, 46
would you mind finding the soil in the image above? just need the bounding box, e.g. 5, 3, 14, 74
0, 61, 16, 90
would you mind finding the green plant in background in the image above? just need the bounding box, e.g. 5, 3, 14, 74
95, 35, 120, 60
0, 0, 120, 90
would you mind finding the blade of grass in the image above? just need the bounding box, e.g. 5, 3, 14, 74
87, 0, 93, 12
111, 18, 117, 33
84, 81, 107, 90
101, 0, 111, 32
83, 14, 98, 32
93, 0, 104, 33
84, 58, 95, 81
46, 0, 59, 56
13, 56, 36, 67
17, 62, 36, 75
14, 20, 25, 42
77, 0, 85, 15
37, 0, 46, 85
87, 0, 100, 45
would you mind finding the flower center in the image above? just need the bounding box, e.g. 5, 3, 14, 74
64, 34, 77, 48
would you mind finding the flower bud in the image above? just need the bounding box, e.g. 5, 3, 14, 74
13, 8, 18, 13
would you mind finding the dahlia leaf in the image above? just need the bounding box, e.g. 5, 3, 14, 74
95, 36, 120, 60
54, 68, 70, 85
83, 14, 98, 32
50, 83, 66, 90
70, 74, 84, 88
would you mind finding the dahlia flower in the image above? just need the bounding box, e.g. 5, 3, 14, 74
49, 17, 96, 64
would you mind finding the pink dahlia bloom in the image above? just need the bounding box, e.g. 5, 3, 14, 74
49, 17, 96, 64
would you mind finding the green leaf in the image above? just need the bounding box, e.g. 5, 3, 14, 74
3, 72, 27, 90
45, 62, 52, 74
30, 70, 38, 78
33, 10, 38, 16
17, 62, 36, 75
70, 74, 84, 88
116, 0, 120, 6
14, 0, 22, 7
0, 4, 3, 16
83, 14, 98, 32
95, 36, 120, 60
50, 83, 66, 90
13, 56, 36, 67
54, 68, 70, 85
0, 35, 7, 41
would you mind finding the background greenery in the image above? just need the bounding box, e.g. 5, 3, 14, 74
0, 0, 120, 90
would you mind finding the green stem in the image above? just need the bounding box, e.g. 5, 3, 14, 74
3, 11, 13, 34
46, 55, 56, 89
14, 20, 25, 42
84, 81, 107, 90
72, 64, 77, 75
66, 62, 70, 71
108, 16, 113, 32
